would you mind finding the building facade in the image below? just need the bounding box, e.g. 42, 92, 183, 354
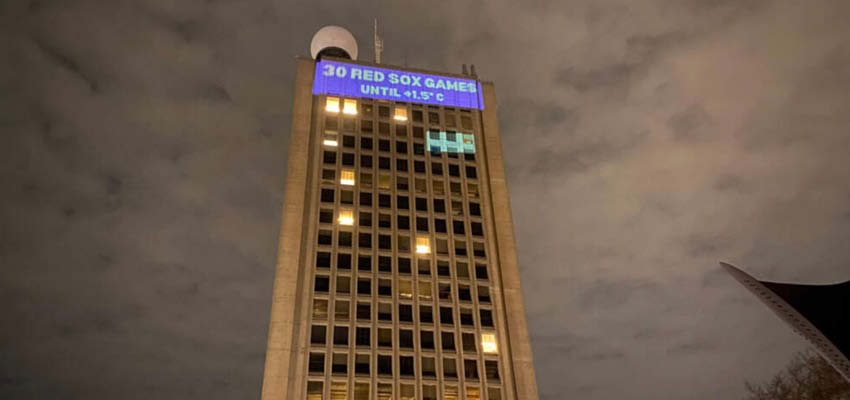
261, 51, 539, 400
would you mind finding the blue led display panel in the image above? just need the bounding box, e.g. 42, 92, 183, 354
313, 60, 484, 110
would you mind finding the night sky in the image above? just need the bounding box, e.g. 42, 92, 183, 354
3, 1, 850, 399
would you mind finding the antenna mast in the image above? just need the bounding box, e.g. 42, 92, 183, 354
374, 19, 384, 64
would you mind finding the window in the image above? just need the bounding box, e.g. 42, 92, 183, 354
417, 217, 429, 232
397, 215, 410, 230
325, 96, 340, 113
342, 135, 356, 148
333, 326, 348, 346
481, 333, 498, 354
335, 300, 349, 321
422, 357, 436, 378
485, 360, 500, 381
414, 143, 425, 155
416, 237, 431, 254
433, 199, 445, 213
361, 136, 373, 149
418, 280, 432, 300
313, 299, 328, 320
423, 385, 437, 400
441, 331, 456, 351
319, 209, 333, 224
461, 114, 472, 129
378, 303, 392, 321
460, 308, 474, 326
394, 107, 408, 121
342, 153, 355, 166
418, 259, 431, 276
378, 256, 392, 273
309, 352, 324, 373
378, 235, 391, 250
400, 384, 415, 400
398, 235, 410, 252
456, 262, 470, 279
326, 116, 338, 130
378, 173, 391, 190
379, 157, 391, 170
307, 381, 323, 400
434, 219, 447, 233
475, 264, 489, 280
466, 387, 480, 400
438, 283, 451, 301
462, 333, 476, 352
340, 190, 354, 205
316, 251, 331, 269
377, 383, 392, 400
338, 231, 352, 247
378, 105, 390, 118
399, 329, 414, 349
337, 253, 352, 270
399, 304, 413, 322
338, 210, 354, 226
355, 354, 370, 375
377, 354, 392, 375
378, 121, 390, 135
440, 307, 453, 325
445, 385, 459, 400
400, 355, 415, 377
453, 220, 465, 234
465, 166, 477, 179
432, 162, 443, 175
421, 331, 435, 350
412, 110, 423, 122
488, 388, 501, 400
356, 302, 370, 320
355, 327, 370, 346
343, 98, 357, 115
396, 124, 407, 137
322, 168, 335, 183
397, 176, 409, 191
443, 357, 458, 379
398, 257, 411, 274
358, 232, 371, 248
378, 328, 392, 348
397, 195, 409, 210
473, 242, 486, 258
467, 184, 479, 199
434, 180, 445, 196
399, 279, 413, 299
464, 359, 479, 380
458, 285, 472, 302
362, 119, 374, 133
321, 188, 334, 203
361, 102, 373, 116
414, 160, 426, 173
315, 276, 330, 293
436, 239, 449, 255
449, 164, 460, 177
480, 309, 494, 327
437, 261, 450, 277
450, 182, 462, 197
361, 154, 373, 168
379, 139, 391, 152
378, 213, 391, 228
336, 276, 350, 295
332, 353, 347, 374
361, 173, 373, 188
310, 325, 326, 345
478, 286, 490, 303
420, 305, 433, 324
357, 278, 371, 296
378, 278, 391, 296
428, 111, 439, 124
378, 194, 391, 209
471, 222, 483, 236
359, 212, 372, 227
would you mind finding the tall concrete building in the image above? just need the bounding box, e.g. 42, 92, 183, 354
261, 26, 539, 400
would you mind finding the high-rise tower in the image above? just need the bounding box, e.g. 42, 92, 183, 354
261, 26, 539, 400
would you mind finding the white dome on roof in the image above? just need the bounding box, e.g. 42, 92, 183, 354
310, 26, 358, 60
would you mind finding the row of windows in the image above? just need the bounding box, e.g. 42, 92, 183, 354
324, 134, 478, 163
305, 380, 500, 400
315, 253, 489, 281
320, 187, 482, 217
324, 211, 485, 236
310, 298, 495, 328
312, 276, 491, 304
307, 352, 500, 382
325, 97, 475, 130
323, 151, 479, 178
317, 231, 487, 259
309, 325, 496, 354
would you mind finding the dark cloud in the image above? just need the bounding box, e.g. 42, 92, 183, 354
2, 1, 850, 400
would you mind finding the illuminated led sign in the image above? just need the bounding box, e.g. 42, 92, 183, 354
313, 60, 484, 110
427, 130, 476, 154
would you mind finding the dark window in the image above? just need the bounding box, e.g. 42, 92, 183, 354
462, 333, 476, 352
422, 357, 436, 378
438, 283, 451, 300
449, 164, 460, 177
453, 220, 465, 234
433, 199, 445, 213
398, 257, 411, 274
310, 325, 326, 345
378, 122, 390, 135
355, 327, 370, 346
460, 309, 474, 326
340, 190, 353, 205
416, 217, 429, 232
485, 360, 500, 381
397, 196, 409, 210
338, 231, 352, 248
458, 285, 472, 302
378, 303, 392, 321
355, 354, 370, 375
322, 169, 335, 182
396, 158, 408, 172
478, 286, 491, 303
377, 355, 392, 375
357, 303, 370, 320
460, 115, 472, 129
399, 304, 413, 323
443, 358, 458, 379
418, 259, 430, 276
412, 110, 423, 122
323, 151, 336, 165
378, 256, 392, 273
471, 222, 483, 236
474, 242, 486, 258
476, 264, 489, 280
342, 153, 355, 166
414, 161, 426, 173
332, 353, 347, 374
420, 305, 433, 324
337, 253, 352, 270
400, 356, 415, 377
464, 359, 479, 380
396, 124, 407, 137
397, 215, 410, 230
413, 125, 424, 139
465, 166, 477, 179
343, 135, 356, 148
358, 255, 371, 271
480, 309, 494, 327
379, 139, 391, 152
378, 235, 391, 250
360, 154, 372, 168
308, 353, 324, 373
378, 213, 391, 228
359, 192, 372, 207
420, 331, 435, 350
428, 111, 440, 124
315, 276, 330, 293
361, 119, 373, 133
464, 153, 475, 161
441, 332, 456, 351
360, 137, 373, 150
413, 143, 425, 155
357, 279, 371, 296
358, 232, 372, 248
440, 307, 453, 325
396, 141, 407, 154
399, 329, 414, 349
333, 326, 348, 346
378, 328, 392, 347
318, 230, 332, 245
437, 261, 450, 277
434, 219, 447, 233
415, 197, 428, 211
319, 209, 333, 223
359, 211, 372, 227
469, 202, 481, 216
379, 194, 391, 209
316, 252, 331, 269
432, 163, 443, 175
378, 157, 391, 170
321, 188, 334, 203
378, 279, 392, 296
378, 105, 390, 118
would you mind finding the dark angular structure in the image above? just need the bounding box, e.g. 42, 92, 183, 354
721, 262, 850, 382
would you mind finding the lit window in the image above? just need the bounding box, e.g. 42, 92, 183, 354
330, 381, 347, 400
343, 99, 358, 115
326, 97, 340, 113
416, 237, 431, 254
338, 210, 354, 226
481, 333, 498, 354
340, 170, 355, 186
324, 131, 338, 147
394, 107, 408, 121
